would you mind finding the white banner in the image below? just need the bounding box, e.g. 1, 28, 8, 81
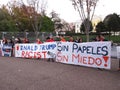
15, 42, 57, 58
15, 42, 111, 69
1, 44, 12, 57
56, 42, 111, 69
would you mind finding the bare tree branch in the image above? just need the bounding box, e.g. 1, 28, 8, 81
71, 0, 99, 42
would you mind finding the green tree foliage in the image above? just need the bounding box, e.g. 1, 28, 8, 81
0, 0, 54, 34
80, 23, 85, 33
103, 13, 120, 33
8, 3, 32, 32
80, 19, 93, 33
0, 6, 18, 32
0, 20, 18, 32
41, 16, 54, 32
96, 21, 106, 34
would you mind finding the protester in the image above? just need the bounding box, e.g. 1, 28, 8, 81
8, 39, 14, 47
45, 36, 55, 62
46, 36, 54, 42
69, 36, 74, 42
2, 38, 13, 57
93, 35, 100, 41
77, 37, 83, 43
36, 38, 42, 44
99, 34, 107, 41
2, 38, 8, 45
93, 34, 107, 42
8, 39, 14, 57
49, 37, 55, 42
23, 38, 30, 43
60, 35, 66, 42
15, 38, 22, 43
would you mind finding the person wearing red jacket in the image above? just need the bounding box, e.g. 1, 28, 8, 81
36, 38, 42, 44
46, 37, 54, 42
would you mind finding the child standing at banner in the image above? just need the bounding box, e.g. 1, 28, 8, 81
47, 51, 56, 62
46, 37, 55, 62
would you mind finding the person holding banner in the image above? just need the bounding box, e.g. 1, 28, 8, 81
15, 38, 22, 43
77, 37, 83, 43
8, 39, 14, 56
23, 38, 30, 43
93, 34, 107, 42
60, 35, 66, 42
46, 37, 54, 42
46, 37, 55, 62
69, 36, 74, 42
2, 38, 8, 45
93, 35, 100, 41
36, 38, 42, 44
99, 34, 107, 41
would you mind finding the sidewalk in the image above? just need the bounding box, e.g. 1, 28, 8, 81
111, 58, 120, 71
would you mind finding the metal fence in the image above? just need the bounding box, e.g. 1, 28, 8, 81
0, 32, 56, 42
